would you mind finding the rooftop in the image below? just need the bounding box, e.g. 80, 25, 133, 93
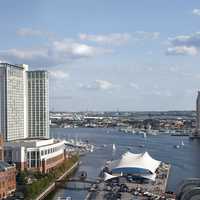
0, 63, 25, 70
0, 161, 15, 172
5, 138, 64, 148
109, 151, 161, 175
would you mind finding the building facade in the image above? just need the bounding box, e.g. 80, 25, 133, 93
0, 63, 28, 141
196, 91, 200, 136
28, 71, 49, 138
0, 63, 63, 176
4, 139, 66, 173
0, 161, 16, 199
0, 135, 4, 161
0, 63, 49, 141
0, 135, 16, 199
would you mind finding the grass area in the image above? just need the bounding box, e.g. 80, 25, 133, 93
17, 155, 79, 200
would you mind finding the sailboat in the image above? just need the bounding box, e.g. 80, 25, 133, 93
112, 144, 116, 151
174, 144, 180, 149
174, 140, 184, 149
90, 145, 94, 152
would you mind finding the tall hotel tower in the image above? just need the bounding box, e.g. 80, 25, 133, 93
0, 63, 28, 141
0, 63, 49, 141
196, 91, 200, 136
28, 71, 49, 138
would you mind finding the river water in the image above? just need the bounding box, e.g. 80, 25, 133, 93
46, 128, 200, 200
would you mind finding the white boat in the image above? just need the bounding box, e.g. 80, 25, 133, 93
112, 144, 116, 151
174, 140, 184, 149
90, 145, 94, 152
174, 145, 180, 149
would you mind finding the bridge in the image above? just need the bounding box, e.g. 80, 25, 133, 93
56, 177, 100, 191
57, 177, 98, 184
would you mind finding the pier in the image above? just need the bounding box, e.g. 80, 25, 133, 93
85, 163, 174, 200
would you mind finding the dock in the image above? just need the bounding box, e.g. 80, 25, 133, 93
85, 163, 175, 200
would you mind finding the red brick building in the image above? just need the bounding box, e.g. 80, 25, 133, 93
0, 135, 16, 199
0, 136, 4, 161
0, 162, 16, 199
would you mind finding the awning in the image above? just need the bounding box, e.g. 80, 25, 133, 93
110, 151, 161, 174
104, 172, 119, 181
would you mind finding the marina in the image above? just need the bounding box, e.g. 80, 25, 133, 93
64, 138, 94, 156
119, 127, 192, 137
46, 128, 200, 200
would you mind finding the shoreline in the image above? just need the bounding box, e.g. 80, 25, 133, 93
35, 161, 79, 200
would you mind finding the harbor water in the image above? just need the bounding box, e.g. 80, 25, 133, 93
46, 128, 200, 200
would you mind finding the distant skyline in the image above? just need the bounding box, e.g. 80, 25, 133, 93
1, 0, 200, 111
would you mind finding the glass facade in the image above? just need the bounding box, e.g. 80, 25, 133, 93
0, 64, 49, 141
0, 64, 25, 141
28, 71, 49, 138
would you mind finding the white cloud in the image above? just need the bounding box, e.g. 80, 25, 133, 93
169, 66, 179, 72
166, 46, 198, 56
16, 28, 53, 38
52, 40, 111, 57
79, 33, 131, 45
95, 80, 114, 90
147, 90, 172, 97
1, 48, 48, 59
0, 59, 7, 63
0, 39, 111, 67
130, 82, 140, 90
49, 70, 69, 79
185, 88, 196, 96
133, 31, 160, 40
166, 32, 200, 56
168, 32, 200, 47
79, 31, 160, 45
79, 80, 116, 91
192, 9, 200, 16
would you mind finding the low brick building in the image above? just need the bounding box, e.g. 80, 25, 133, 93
0, 161, 16, 199
0, 136, 4, 161
4, 138, 67, 173
0, 135, 16, 199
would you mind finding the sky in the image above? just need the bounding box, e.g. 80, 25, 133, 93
1, 0, 200, 111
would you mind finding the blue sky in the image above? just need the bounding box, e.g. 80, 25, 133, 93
1, 0, 200, 111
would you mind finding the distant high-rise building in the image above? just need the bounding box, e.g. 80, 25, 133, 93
196, 91, 200, 135
28, 71, 49, 138
0, 135, 4, 161
0, 63, 28, 141
0, 63, 49, 141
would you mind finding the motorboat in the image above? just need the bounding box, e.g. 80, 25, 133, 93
112, 144, 116, 151
174, 145, 180, 149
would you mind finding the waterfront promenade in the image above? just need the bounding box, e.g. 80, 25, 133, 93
35, 161, 79, 200
85, 163, 172, 200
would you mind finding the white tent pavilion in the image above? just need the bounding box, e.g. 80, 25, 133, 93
109, 151, 161, 176
103, 171, 156, 182
104, 172, 119, 181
